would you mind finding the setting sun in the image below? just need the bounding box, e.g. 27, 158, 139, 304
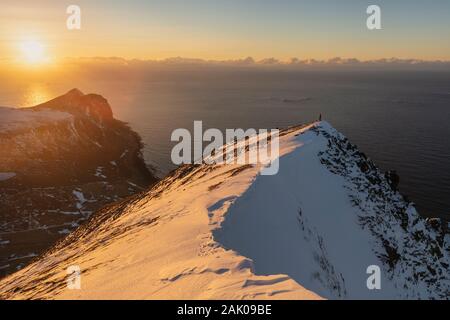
19, 40, 48, 65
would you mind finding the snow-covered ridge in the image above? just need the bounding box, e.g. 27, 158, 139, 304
215, 122, 449, 299
0, 121, 447, 299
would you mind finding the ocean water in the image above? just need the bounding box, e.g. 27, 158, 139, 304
1, 70, 449, 220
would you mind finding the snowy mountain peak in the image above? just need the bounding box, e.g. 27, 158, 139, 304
0, 121, 447, 299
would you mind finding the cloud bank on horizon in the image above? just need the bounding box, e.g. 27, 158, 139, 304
2, 56, 450, 80
55, 56, 450, 70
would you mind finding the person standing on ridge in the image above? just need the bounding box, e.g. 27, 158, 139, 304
318, 113, 322, 121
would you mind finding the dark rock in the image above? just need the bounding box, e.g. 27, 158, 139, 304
385, 170, 400, 191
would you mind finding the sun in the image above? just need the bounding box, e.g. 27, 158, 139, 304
19, 40, 48, 65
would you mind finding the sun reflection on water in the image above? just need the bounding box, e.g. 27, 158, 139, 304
20, 84, 53, 107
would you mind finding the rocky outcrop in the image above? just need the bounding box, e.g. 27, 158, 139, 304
0, 89, 157, 277
33, 88, 113, 123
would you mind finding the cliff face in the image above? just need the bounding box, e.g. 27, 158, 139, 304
0, 121, 447, 300
0, 89, 157, 277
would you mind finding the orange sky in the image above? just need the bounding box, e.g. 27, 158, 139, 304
1, 1, 450, 67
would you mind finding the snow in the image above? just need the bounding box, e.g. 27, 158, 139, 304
92, 141, 103, 148
0, 107, 72, 133
94, 167, 107, 179
7, 253, 38, 262
60, 211, 81, 216
72, 190, 87, 210
215, 122, 393, 298
127, 181, 138, 188
0, 172, 16, 181
0, 121, 447, 300
0, 123, 321, 300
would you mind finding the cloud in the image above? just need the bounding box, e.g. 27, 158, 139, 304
258, 58, 280, 65
2, 56, 449, 82
3, 54, 450, 69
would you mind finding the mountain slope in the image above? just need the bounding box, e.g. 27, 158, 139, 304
0, 89, 156, 277
0, 121, 447, 299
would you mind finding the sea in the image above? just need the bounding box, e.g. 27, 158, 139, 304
1, 70, 449, 220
